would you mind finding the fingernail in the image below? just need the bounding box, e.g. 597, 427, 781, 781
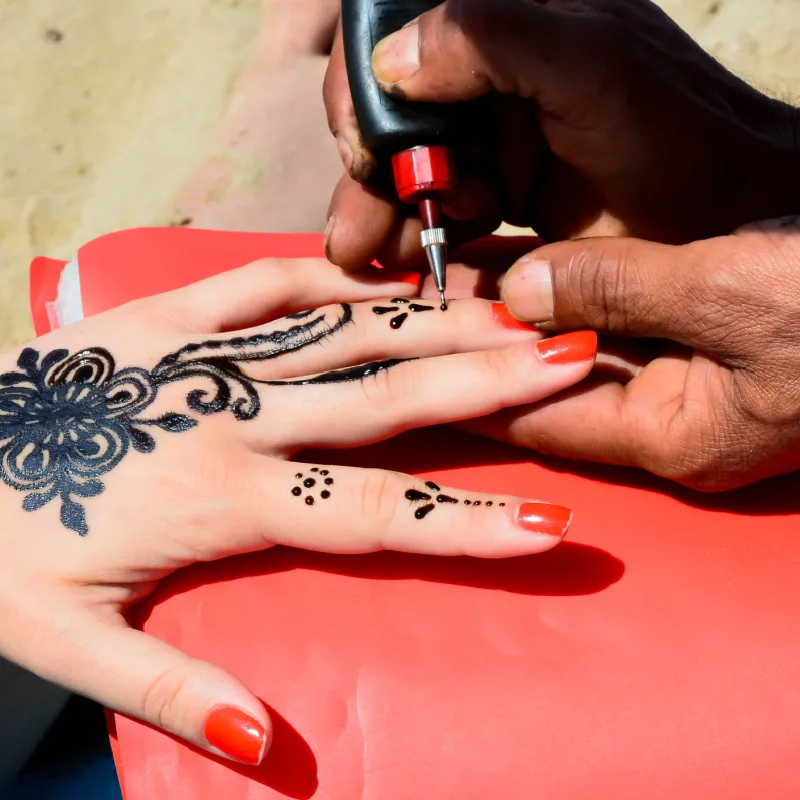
502, 257, 554, 322
536, 331, 597, 365
336, 137, 354, 173
323, 214, 336, 260
517, 503, 572, 539
491, 302, 537, 331
204, 706, 267, 765
372, 23, 420, 85
395, 271, 421, 286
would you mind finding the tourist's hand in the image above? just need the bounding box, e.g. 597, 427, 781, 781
0, 258, 595, 764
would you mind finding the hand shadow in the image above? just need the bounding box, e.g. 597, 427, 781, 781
120, 702, 319, 800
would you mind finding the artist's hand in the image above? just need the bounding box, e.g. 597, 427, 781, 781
0, 259, 595, 765
322, 0, 800, 268
460, 216, 800, 491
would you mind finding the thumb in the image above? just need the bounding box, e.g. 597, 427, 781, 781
371, 0, 601, 110
500, 236, 722, 348
43, 614, 272, 765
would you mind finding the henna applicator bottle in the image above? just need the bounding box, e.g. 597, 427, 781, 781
342, 0, 462, 310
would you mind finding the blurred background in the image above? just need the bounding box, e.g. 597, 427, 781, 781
0, 0, 798, 352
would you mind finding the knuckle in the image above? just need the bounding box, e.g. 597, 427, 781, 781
140, 666, 190, 731
358, 365, 412, 413
356, 470, 403, 537
565, 244, 639, 331
479, 346, 514, 393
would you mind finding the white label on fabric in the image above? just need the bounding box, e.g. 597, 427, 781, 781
54, 258, 85, 327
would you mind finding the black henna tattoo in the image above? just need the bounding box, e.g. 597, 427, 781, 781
292, 468, 334, 506
404, 485, 505, 520
372, 300, 435, 330
0, 303, 409, 535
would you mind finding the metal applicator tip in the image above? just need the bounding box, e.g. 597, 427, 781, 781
439, 291, 448, 311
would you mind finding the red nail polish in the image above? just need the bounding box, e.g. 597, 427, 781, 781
517, 503, 572, 538
395, 271, 421, 286
491, 302, 537, 331
204, 706, 267, 765
536, 331, 597, 364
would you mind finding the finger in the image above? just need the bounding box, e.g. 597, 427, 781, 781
154, 257, 420, 333
323, 25, 377, 182
248, 460, 573, 558
260, 0, 341, 60
371, 0, 594, 113
500, 237, 740, 354
191, 298, 543, 384
458, 352, 693, 472
266, 331, 597, 450
13, 608, 272, 766
325, 172, 500, 270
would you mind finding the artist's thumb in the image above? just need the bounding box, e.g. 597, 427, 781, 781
371, 0, 605, 110
43, 615, 272, 765
500, 236, 733, 352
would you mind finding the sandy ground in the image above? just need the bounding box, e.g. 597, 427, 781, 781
0, 0, 799, 350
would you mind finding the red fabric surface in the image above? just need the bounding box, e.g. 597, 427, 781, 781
29, 229, 800, 799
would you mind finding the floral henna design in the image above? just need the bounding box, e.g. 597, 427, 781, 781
404, 481, 505, 520
0, 304, 407, 535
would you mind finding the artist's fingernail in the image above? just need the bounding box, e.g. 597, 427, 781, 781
502, 257, 554, 322
536, 331, 597, 365
204, 706, 267, 766
517, 503, 572, 539
336, 137, 354, 173
491, 302, 537, 331
323, 215, 336, 260
372, 21, 420, 85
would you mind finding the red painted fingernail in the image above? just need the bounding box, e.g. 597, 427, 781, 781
536, 331, 597, 364
491, 302, 537, 331
204, 706, 267, 765
395, 271, 421, 286
517, 503, 572, 538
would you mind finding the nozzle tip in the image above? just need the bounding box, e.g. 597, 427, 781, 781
439, 291, 447, 311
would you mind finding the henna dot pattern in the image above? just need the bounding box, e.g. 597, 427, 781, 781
292, 468, 334, 506
372, 300, 435, 330
404, 485, 504, 519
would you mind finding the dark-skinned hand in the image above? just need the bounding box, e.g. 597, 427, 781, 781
322, 0, 800, 269
475, 217, 800, 491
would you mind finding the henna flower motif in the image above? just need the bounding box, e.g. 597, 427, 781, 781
0, 348, 194, 535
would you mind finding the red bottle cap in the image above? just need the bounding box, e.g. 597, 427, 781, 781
391, 145, 456, 203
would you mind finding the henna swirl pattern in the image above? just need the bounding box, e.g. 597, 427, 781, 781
0, 304, 406, 535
